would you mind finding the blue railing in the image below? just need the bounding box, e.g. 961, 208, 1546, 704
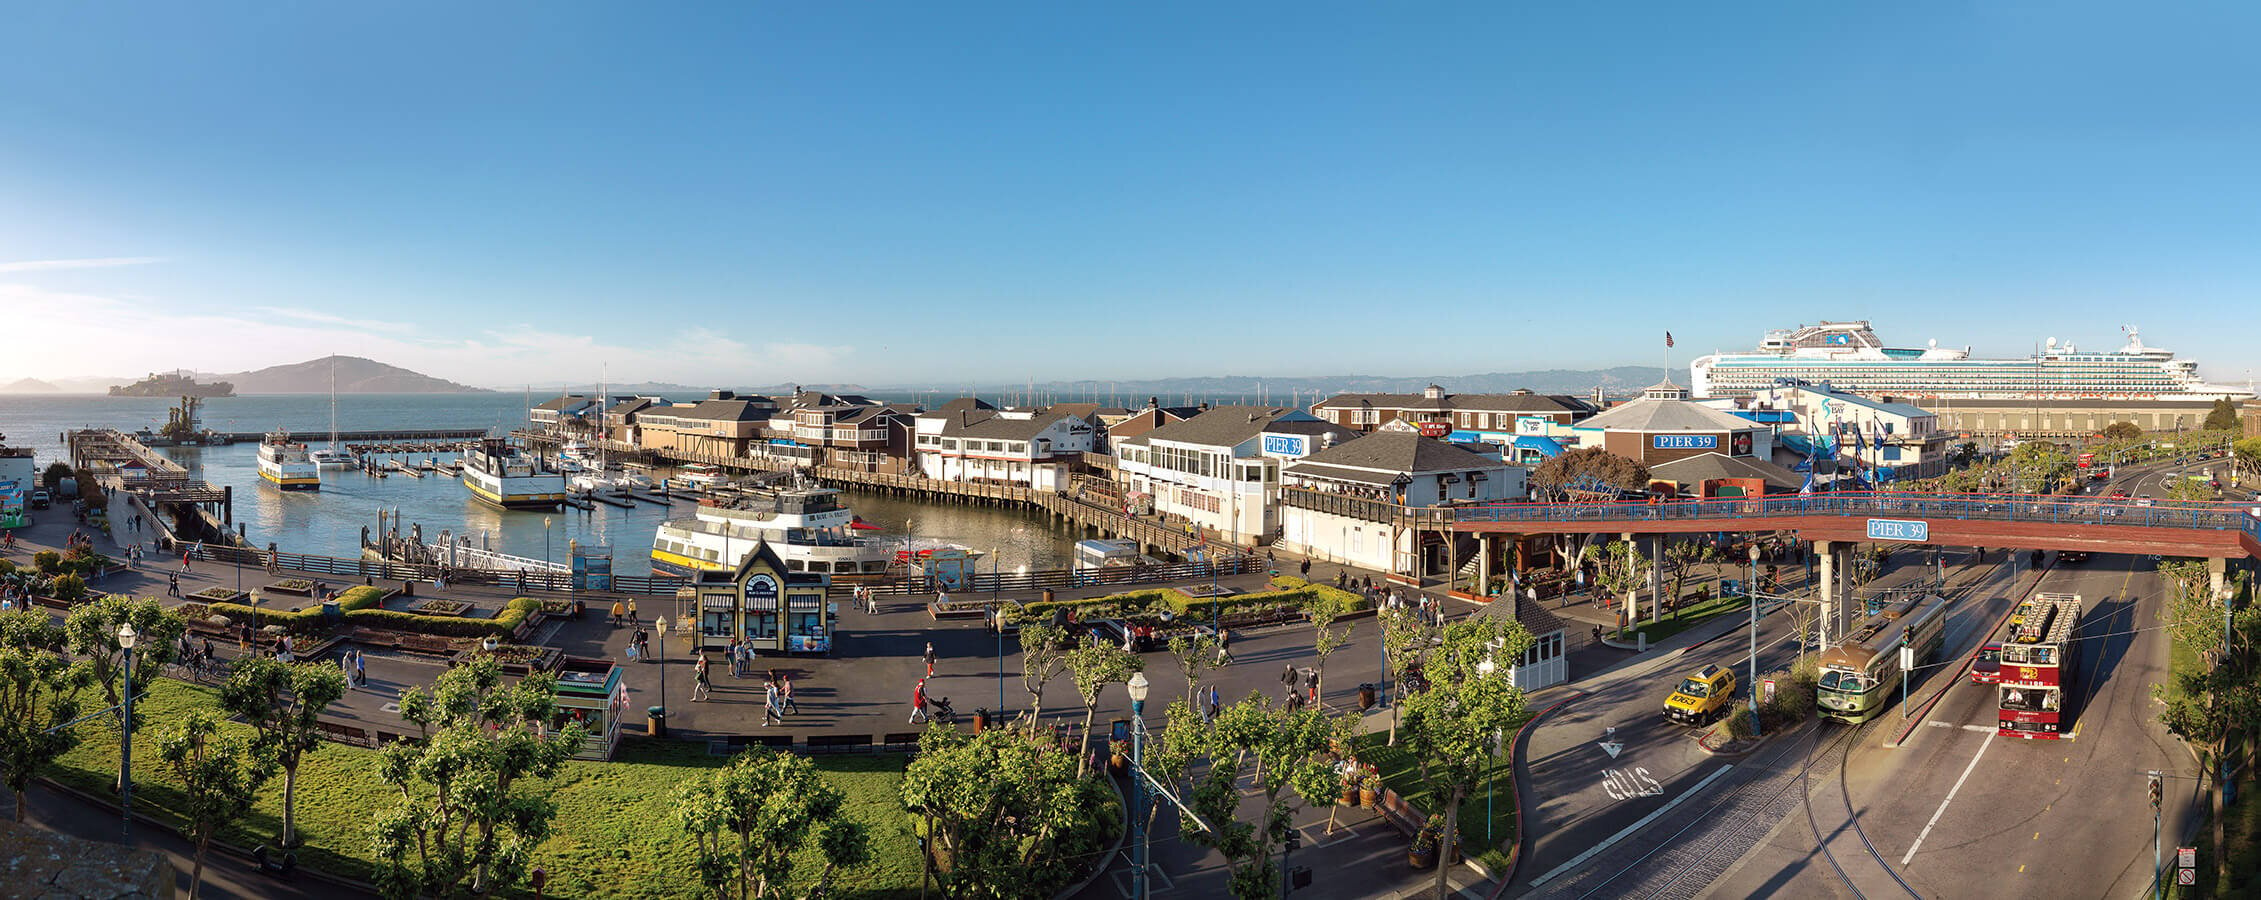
1455, 491, 2261, 543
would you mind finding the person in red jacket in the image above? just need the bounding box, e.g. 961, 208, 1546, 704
910, 679, 929, 724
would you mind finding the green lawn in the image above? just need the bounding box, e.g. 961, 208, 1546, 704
1350, 711, 1532, 874
1615, 590, 1750, 646
50, 679, 922, 898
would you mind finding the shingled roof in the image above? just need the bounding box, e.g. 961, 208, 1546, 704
1122, 406, 1312, 449
1574, 397, 1756, 433
1286, 431, 1505, 476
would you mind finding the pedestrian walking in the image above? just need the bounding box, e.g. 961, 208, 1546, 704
355, 651, 366, 687
635, 627, 650, 661
923, 642, 937, 678
627, 598, 640, 624
1205, 683, 1221, 723
168, 573, 181, 598
181, 552, 192, 573
340, 648, 353, 683
762, 680, 781, 726
1300, 557, 1312, 577
693, 654, 712, 701
910, 679, 930, 724
609, 600, 625, 625
1306, 669, 1319, 705
1281, 663, 1296, 691
1215, 628, 1232, 665
781, 672, 799, 714
728, 638, 744, 677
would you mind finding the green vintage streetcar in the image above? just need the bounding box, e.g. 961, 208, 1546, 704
1817, 595, 1947, 724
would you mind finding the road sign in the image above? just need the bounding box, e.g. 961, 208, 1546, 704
2180, 847, 2197, 868
1900, 646, 1914, 669
1865, 518, 1929, 541
2178, 868, 2196, 886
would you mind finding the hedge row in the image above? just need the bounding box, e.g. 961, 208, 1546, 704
1008, 576, 1372, 625
199, 594, 540, 639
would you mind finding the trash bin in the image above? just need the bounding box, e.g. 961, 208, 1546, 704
1358, 683, 1377, 711
647, 705, 668, 738
974, 708, 990, 732
1041, 588, 1055, 605
321, 601, 341, 624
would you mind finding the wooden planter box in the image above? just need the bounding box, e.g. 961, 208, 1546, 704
455, 644, 562, 676
188, 587, 248, 604
414, 600, 472, 617
265, 579, 319, 596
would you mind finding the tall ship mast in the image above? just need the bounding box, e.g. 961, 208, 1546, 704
1689, 322, 2253, 401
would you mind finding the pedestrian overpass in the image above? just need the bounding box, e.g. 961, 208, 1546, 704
1449, 492, 2260, 620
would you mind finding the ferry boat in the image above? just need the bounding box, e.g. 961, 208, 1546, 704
460, 438, 569, 511
650, 483, 917, 579
667, 464, 728, 491
1690, 322, 2254, 401
256, 429, 321, 490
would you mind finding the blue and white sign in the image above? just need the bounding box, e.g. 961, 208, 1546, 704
1865, 518, 1929, 541
1261, 434, 1308, 457
1516, 416, 1550, 436
1652, 434, 1718, 450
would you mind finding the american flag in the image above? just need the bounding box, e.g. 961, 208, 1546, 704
1665, 332, 1675, 348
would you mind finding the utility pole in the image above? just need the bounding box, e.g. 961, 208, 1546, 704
2150, 770, 2164, 900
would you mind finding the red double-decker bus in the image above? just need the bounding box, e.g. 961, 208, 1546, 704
1999, 593, 2082, 739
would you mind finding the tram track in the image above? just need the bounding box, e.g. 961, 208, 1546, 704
1801, 717, 1923, 900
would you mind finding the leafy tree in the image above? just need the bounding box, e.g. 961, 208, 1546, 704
1184, 696, 1348, 900
219, 657, 346, 848
0, 610, 89, 821
2154, 567, 2258, 890
809, 812, 872, 900
64, 596, 182, 792
39, 462, 72, 491
1380, 606, 1434, 745
900, 727, 1115, 899
2233, 437, 2261, 486
369, 656, 586, 899
1065, 643, 1141, 779
1141, 699, 1202, 841
1590, 540, 1651, 627
1018, 623, 1071, 725
1398, 614, 1535, 900
1307, 591, 1355, 709
159, 711, 276, 899
2166, 475, 2214, 502
2100, 420, 2144, 442
1530, 447, 1650, 499
2204, 398, 2242, 433
1658, 540, 1720, 612
1167, 632, 1220, 707
676, 747, 864, 900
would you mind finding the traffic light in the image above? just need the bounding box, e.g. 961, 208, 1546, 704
2149, 773, 2163, 809
1284, 829, 1302, 851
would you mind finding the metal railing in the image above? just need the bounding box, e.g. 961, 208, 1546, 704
1453, 491, 2261, 540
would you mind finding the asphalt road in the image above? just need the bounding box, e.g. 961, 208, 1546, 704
1704, 553, 2199, 900
1512, 550, 2018, 899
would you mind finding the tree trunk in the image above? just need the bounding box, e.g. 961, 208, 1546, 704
190, 834, 210, 900
12, 789, 23, 823
2216, 743, 2227, 891
1077, 706, 1098, 779
1434, 790, 1463, 900
281, 761, 299, 846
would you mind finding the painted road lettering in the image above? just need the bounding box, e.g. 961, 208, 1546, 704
1602, 767, 1665, 800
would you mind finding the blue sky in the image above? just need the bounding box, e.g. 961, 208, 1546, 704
3, 3, 2257, 388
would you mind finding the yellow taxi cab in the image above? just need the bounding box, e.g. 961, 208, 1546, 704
1663, 664, 1738, 725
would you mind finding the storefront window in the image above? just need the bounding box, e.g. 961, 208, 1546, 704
702, 612, 730, 636
746, 611, 778, 640
790, 610, 823, 636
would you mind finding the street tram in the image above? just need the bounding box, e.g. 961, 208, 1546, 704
1817, 595, 1949, 723
1999, 592, 2083, 739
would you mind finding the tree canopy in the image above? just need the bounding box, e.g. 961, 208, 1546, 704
900, 727, 1117, 899
1531, 447, 1650, 497
2204, 398, 2243, 433
2100, 421, 2144, 442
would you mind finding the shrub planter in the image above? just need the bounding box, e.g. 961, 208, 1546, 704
414, 599, 471, 617
189, 587, 248, 604
266, 578, 318, 596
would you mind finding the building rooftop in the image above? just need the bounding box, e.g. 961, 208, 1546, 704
1287, 431, 1507, 476
1120, 405, 1316, 449
1575, 396, 1757, 433
1649, 452, 1803, 491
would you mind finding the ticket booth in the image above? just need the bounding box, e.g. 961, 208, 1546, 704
550, 656, 626, 760
687, 539, 833, 656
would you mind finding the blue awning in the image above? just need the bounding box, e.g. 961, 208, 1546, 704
1511, 435, 1566, 457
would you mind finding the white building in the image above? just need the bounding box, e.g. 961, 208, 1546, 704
529, 395, 599, 428
1114, 407, 1355, 543
914, 400, 1098, 492
1736, 383, 1951, 484
1275, 430, 1527, 575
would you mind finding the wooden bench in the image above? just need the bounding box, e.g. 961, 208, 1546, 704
881, 732, 922, 748
806, 733, 873, 753
1375, 788, 1427, 840
315, 720, 372, 748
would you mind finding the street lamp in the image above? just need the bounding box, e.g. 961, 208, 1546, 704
654, 616, 670, 718
116, 621, 137, 841
1126, 672, 1151, 900
543, 516, 553, 574
1746, 544, 1763, 739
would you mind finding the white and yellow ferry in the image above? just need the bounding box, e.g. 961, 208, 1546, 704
256, 429, 321, 490
460, 438, 568, 511
650, 484, 916, 579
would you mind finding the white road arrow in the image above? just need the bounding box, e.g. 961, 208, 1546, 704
1599, 741, 1623, 759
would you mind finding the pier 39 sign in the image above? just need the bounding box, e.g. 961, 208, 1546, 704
1865, 518, 1930, 542
1651, 434, 1717, 450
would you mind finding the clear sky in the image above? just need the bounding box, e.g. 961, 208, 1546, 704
3, 2, 2257, 389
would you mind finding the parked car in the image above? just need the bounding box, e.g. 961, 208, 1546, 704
1664, 665, 1739, 725
28, 490, 49, 510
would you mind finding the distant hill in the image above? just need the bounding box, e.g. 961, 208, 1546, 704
506, 381, 872, 397
221, 356, 490, 393
0, 378, 60, 393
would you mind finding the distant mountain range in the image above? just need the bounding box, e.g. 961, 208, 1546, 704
908, 367, 1672, 402
502, 382, 871, 398
222, 356, 489, 393
0, 378, 62, 393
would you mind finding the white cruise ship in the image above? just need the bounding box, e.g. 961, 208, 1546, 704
460, 438, 568, 511
1691, 322, 2253, 401
256, 429, 321, 490
650, 483, 910, 580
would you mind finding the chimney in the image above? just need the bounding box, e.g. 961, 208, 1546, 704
1149, 396, 1159, 411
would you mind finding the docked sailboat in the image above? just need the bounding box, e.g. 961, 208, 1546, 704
460, 438, 568, 511
257, 429, 322, 490
649, 482, 915, 579
311, 357, 355, 469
